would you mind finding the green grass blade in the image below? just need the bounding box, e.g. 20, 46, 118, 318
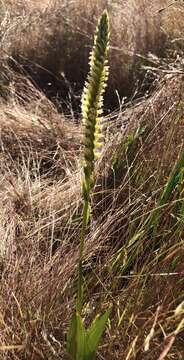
85, 307, 112, 360
67, 312, 86, 360
159, 151, 184, 207
76, 312, 86, 360
150, 151, 184, 233
67, 313, 77, 357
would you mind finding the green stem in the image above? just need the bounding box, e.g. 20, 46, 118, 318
77, 198, 89, 314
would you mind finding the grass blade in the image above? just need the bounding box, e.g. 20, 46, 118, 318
85, 307, 111, 359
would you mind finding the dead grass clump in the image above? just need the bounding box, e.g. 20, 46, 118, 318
0, 74, 184, 359
1, 1, 184, 358
161, 1, 184, 54
0, 85, 81, 179
1, 0, 182, 110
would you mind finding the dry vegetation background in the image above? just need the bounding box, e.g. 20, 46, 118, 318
0, 0, 184, 359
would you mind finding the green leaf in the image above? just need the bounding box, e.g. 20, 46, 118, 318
76, 312, 86, 360
67, 313, 77, 357
85, 307, 111, 359
67, 312, 86, 360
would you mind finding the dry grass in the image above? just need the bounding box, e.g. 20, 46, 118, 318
0, 72, 184, 359
1, 0, 184, 109
0, 1, 184, 359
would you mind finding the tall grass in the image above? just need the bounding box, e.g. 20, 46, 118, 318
1, 0, 184, 110
0, 1, 184, 360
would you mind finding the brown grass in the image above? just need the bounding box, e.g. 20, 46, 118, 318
0, 1, 184, 359
0, 72, 184, 359
1, 0, 184, 110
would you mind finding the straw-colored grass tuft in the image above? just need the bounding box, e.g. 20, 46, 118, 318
0, 1, 184, 359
